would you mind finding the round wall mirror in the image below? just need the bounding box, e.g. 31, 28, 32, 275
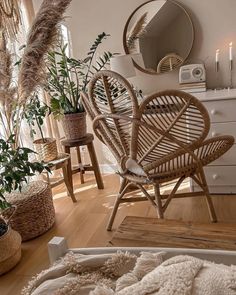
123, 0, 194, 75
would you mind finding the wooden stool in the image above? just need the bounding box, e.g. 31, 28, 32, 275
46, 153, 76, 202
61, 133, 104, 190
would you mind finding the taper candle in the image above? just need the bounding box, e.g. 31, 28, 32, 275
216, 49, 220, 62
229, 42, 233, 61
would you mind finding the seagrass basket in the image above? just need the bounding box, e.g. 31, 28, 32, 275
33, 138, 58, 162
62, 112, 87, 140
4, 181, 55, 241
0, 209, 22, 275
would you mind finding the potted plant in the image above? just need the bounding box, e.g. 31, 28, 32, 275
0, 204, 21, 276
46, 32, 114, 140
24, 94, 58, 162
0, 135, 49, 274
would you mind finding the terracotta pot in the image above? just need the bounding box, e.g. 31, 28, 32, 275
62, 112, 87, 140
33, 137, 58, 162
0, 222, 21, 275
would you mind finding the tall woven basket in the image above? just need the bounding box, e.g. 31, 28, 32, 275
4, 181, 55, 241
62, 112, 87, 140
0, 209, 22, 275
33, 138, 58, 162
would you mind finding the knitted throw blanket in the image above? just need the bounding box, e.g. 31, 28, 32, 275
22, 251, 236, 295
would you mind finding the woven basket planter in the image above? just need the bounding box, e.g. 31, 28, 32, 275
33, 138, 58, 162
0, 222, 21, 275
62, 112, 87, 140
4, 181, 55, 241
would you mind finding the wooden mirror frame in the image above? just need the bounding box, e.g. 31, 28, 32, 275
123, 0, 194, 75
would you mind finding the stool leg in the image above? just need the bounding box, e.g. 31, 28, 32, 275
64, 147, 76, 202
76, 147, 85, 184
62, 165, 77, 203
87, 142, 104, 189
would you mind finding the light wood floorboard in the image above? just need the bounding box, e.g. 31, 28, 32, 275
0, 173, 236, 294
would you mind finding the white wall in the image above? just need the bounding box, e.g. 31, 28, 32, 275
32, 0, 236, 167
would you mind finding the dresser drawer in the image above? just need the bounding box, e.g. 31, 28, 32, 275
209, 144, 236, 166
203, 99, 236, 123
208, 122, 236, 139
203, 166, 236, 186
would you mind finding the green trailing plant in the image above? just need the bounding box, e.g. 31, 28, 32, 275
0, 135, 50, 212
23, 94, 51, 142
46, 32, 114, 118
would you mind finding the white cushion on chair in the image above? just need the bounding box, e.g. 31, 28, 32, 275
125, 158, 147, 176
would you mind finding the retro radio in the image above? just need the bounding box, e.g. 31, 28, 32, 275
179, 64, 206, 84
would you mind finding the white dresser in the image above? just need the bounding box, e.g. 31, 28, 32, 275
190, 89, 236, 194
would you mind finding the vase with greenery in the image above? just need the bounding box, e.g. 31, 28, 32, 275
46, 32, 114, 140
0, 135, 49, 274
24, 94, 58, 162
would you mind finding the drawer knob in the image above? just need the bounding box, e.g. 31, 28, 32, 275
212, 174, 219, 180
211, 109, 217, 115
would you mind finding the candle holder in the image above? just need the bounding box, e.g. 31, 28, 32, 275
215, 60, 219, 73
215, 61, 221, 90
229, 59, 233, 89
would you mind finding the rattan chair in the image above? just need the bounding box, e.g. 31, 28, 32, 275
157, 53, 184, 73
81, 70, 234, 231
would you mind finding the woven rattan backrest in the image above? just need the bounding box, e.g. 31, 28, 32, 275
83, 71, 210, 175
132, 90, 210, 174
157, 53, 184, 73
86, 70, 139, 163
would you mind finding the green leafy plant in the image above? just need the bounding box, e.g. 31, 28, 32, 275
46, 32, 114, 118
0, 135, 50, 211
23, 94, 51, 142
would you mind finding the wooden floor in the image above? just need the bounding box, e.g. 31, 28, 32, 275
1, 173, 236, 294
109, 216, 236, 249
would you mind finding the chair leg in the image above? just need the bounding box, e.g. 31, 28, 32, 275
154, 183, 164, 219
106, 179, 129, 231
198, 169, 217, 223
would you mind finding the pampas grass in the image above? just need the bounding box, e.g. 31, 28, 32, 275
18, 0, 72, 103
0, 30, 16, 138
127, 12, 147, 51
0, 0, 21, 40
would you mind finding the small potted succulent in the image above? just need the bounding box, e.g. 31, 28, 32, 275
0, 135, 49, 275
24, 94, 58, 162
46, 32, 114, 140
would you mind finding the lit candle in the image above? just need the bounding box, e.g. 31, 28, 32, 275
229, 42, 233, 61
216, 49, 220, 62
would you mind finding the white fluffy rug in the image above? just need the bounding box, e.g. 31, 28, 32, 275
22, 251, 236, 295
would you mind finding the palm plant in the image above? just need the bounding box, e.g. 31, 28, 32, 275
46, 32, 114, 118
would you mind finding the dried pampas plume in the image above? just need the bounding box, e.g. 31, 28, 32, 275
0, 0, 21, 40
0, 30, 16, 136
18, 0, 72, 103
127, 12, 147, 51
